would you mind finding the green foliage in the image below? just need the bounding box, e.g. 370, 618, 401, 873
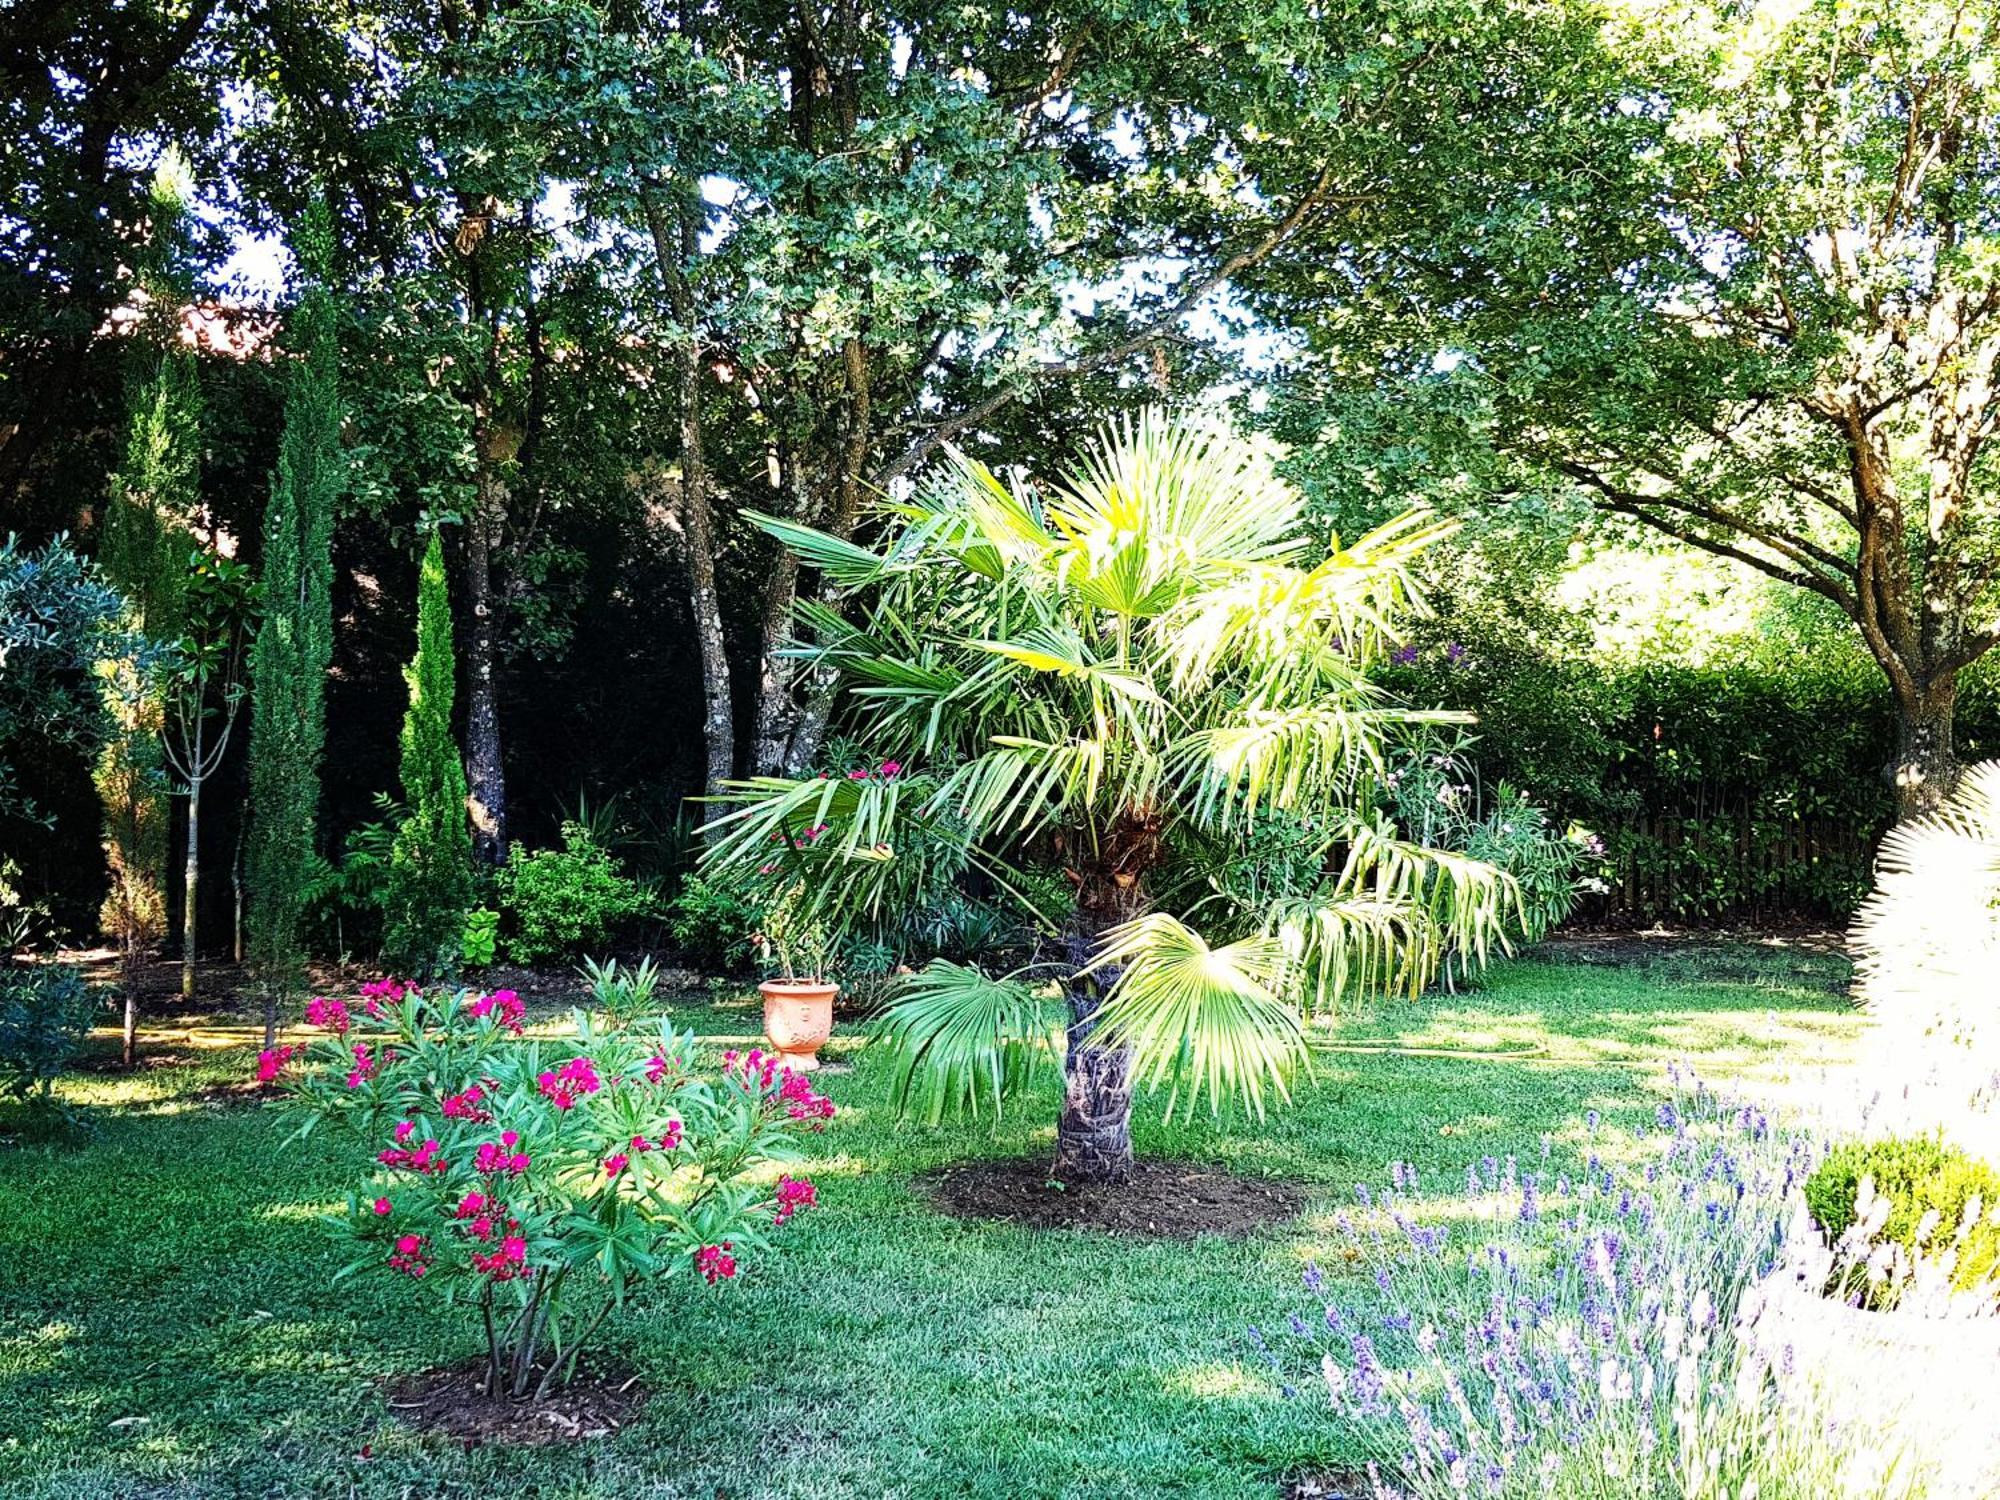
1381, 646, 1916, 922
95, 346, 201, 964
0, 535, 133, 824
246, 219, 341, 996
664, 874, 763, 974
1386, 740, 1586, 951
704, 412, 1517, 1126
276, 983, 828, 1398
381, 532, 475, 977
459, 907, 499, 968
580, 954, 661, 1030
495, 821, 650, 965
1804, 1136, 2000, 1309
0, 961, 97, 1109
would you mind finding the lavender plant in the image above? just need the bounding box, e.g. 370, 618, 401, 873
1261, 1073, 1929, 1498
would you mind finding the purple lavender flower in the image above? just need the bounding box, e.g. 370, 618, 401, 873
1392, 644, 1420, 666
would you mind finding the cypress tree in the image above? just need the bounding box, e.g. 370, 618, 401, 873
96, 347, 198, 1066
246, 206, 340, 1042
381, 528, 475, 976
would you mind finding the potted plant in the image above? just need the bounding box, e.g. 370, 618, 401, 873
751, 875, 841, 1072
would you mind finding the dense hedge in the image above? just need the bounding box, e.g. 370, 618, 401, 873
1385, 651, 2000, 925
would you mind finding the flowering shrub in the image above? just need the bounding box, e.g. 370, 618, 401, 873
1259, 1076, 1921, 1498
271, 981, 832, 1400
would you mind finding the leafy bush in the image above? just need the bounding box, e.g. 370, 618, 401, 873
268, 980, 832, 1398
1260, 1080, 1917, 1497
495, 822, 651, 965
581, 955, 661, 1030
1804, 1135, 2000, 1309
460, 908, 499, 968
1385, 738, 1589, 961
0, 960, 97, 1108
665, 874, 763, 974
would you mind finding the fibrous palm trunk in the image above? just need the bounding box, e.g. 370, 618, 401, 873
1051, 831, 1158, 1186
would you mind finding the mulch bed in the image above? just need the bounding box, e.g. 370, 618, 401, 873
922, 1158, 1305, 1238
382, 1360, 646, 1447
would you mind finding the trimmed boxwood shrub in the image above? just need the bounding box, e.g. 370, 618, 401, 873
1803, 1134, 2000, 1307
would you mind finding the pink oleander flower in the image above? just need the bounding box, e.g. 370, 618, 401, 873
475, 1139, 531, 1176
658, 1119, 684, 1152
879, 760, 902, 778
465, 989, 525, 1033
344, 1042, 376, 1089
388, 1233, 430, 1277
536, 1056, 601, 1111
393, 1119, 415, 1144
774, 1174, 817, 1226
379, 1137, 446, 1174
472, 1234, 529, 1281
372, 1197, 391, 1216
603, 1153, 629, 1177
255, 1044, 298, 1085
305, 996, 352, 1035
695, 1242, 738, 1284
645, 1052, 675, 1085
441, 1083, 489, 1122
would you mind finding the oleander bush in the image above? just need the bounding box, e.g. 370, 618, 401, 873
267, 979, 831, 1398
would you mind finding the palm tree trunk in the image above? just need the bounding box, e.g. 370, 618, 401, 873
1053, 973, 1135, 1185
1051, 843, 1158, 1186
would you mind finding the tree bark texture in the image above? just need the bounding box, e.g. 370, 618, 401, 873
1050, 813, 1164, 1187
463, 453, 508, 865
643, 191, 735, 798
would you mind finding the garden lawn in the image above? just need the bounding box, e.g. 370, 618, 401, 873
0, 942, 1862, 1500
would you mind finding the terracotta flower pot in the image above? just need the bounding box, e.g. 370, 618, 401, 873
759, 978, 838, 1072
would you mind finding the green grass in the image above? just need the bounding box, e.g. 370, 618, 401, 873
0, 944, 1861, 1499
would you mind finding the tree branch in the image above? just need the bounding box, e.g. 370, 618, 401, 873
871, 168, 1340, 488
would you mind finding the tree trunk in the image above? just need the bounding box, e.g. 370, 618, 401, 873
750, 514, 803, 777
1051, 833, 1160, 1187
1892, 679, 1961, 821
122, 968, 139, 1070
181, 774, 200, 1000
641, 191, 734, 799
463, 465, 507, 865
1053, 973, 1136, 1185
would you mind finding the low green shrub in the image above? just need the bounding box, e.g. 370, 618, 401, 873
0, 960, 97, 1108
495, 821, 651, 964
664, 874, 762, 973
1803, 1134, 2000, 1307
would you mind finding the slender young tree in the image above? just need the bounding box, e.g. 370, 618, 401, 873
159, 551, 254, 1001
382, 528, 475, 977
246, 209, 341, 1045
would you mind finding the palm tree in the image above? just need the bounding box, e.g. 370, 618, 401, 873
701, 411, 1517, 1185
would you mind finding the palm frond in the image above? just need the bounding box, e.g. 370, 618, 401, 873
743, 511, 897, 588
1084, 913, 1308, 1120
874, 961, 1055, 1125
